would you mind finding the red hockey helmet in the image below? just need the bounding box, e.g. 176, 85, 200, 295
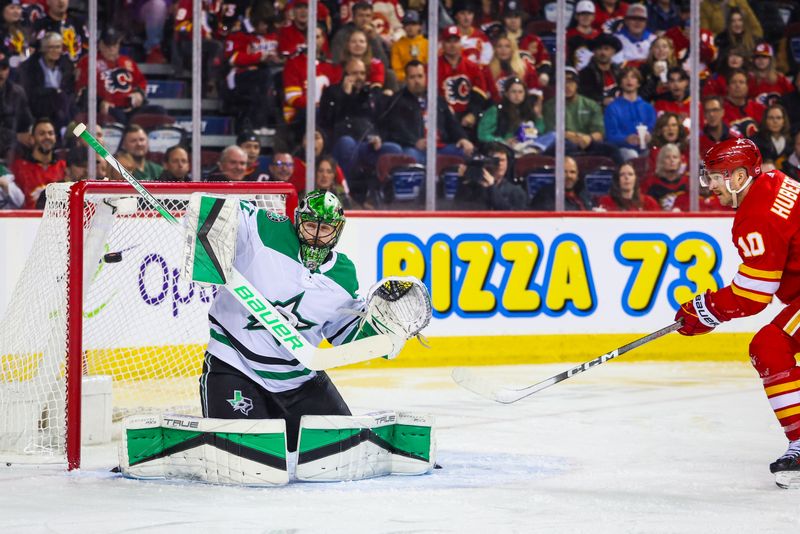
702, 137, 762, 180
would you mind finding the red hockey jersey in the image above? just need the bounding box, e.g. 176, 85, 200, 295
11, 157, 66, 209
75, 54, 146, 108
278, 23, 306, 58
723, 98, 766, 138
483, 61, 540, 103
748, 73, 794, 108
282, 55, 342, 122
519, 34, 552, 72
224, 30, 279, 69
708, 170, 800, 318
438, 54, 488, 115
173, 0, 216, 40
459, 27, 492, 66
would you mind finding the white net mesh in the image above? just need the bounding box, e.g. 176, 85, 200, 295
0, 182, 292, 466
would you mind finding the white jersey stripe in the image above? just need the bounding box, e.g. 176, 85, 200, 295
732, 273, 780, 295
770, 389, 800, 411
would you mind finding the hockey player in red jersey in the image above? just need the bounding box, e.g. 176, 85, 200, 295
675, 137, 800, 488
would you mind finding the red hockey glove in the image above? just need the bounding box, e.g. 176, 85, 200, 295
675, 290, 726, 336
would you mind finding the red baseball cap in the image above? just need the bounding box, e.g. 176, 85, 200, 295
754, 42, 773, 57
442, 25, 460, 40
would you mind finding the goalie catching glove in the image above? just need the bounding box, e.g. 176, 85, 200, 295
361, 276, 432, 358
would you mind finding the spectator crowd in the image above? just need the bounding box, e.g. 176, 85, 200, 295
1, 0, 799, 212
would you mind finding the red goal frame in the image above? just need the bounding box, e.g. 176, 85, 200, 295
64, 181, 297, 469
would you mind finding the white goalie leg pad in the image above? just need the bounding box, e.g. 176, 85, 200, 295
182, 193, 240, 286
295, 411, 436, 482
119, 414, 289, 486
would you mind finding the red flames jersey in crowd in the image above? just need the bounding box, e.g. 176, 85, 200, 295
723, 98, 766, 138
702, 73, 727, 98
708, 170, 800, 316
224, 29, 279, 68
483, 62, 540, 103
11, 158, 66, 209
663, 26, 717, 71
654, 97, 691, 125
366, 57, 385, 87
282, 55, 342, 122
519, 34, 552, 71
640, 173, 690, 211
278, 23, 306, 58
459, 27, 492, 66
593, 1, 629, 32
749, 73, 794, 108
174, 0, 216, 40
438, 54, 488, 115
75, 54, 146, 108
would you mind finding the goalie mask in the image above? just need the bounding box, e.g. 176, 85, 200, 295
295, 190, 345, 271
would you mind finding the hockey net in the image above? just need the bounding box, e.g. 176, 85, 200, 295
0, 181, 297, 469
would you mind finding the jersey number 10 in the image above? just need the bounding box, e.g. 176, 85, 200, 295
737, 232, 765, 258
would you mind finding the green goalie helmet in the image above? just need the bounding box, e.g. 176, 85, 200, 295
295, 190, 346, 270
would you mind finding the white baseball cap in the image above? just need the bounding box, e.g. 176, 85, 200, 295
576, 0, 596, 14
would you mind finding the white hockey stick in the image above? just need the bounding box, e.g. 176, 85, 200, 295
73, 123, 393, 370
452, 321, 682, 404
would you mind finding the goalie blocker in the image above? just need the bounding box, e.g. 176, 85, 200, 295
120, 412, 436, 486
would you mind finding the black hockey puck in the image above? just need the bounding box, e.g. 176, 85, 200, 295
103, 252, 123, 263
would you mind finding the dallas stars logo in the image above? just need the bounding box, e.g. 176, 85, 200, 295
244, 292, 317, 331
266, 211, 288, 222
227, 390, 253, 415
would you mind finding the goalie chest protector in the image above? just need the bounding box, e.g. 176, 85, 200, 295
207, 207, 365, 393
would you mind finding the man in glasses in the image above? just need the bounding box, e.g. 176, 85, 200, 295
267, 152, 296, 183
699, 95, 740, 155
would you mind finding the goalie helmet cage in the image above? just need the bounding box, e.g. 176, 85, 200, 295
0, 181, 297, 470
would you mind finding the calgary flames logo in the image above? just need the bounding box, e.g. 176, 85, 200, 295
101, 67, 133, 94
443, 75, 471, 106
731, 117, 759, 139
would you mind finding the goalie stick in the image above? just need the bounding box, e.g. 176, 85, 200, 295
72, 123, 393, 370
451, 321, 683, 404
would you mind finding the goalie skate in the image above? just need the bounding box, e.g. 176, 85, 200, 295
770, 439, 800, 489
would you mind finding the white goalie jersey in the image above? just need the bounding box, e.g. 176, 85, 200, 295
206, 204, 367, 392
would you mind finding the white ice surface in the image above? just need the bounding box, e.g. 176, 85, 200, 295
2, 362, 800, 533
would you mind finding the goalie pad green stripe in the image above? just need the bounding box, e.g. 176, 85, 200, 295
297, 424, 430, 463
120, 415, 289, 486
295, 412, 436, 481
126, 427, 287, 470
